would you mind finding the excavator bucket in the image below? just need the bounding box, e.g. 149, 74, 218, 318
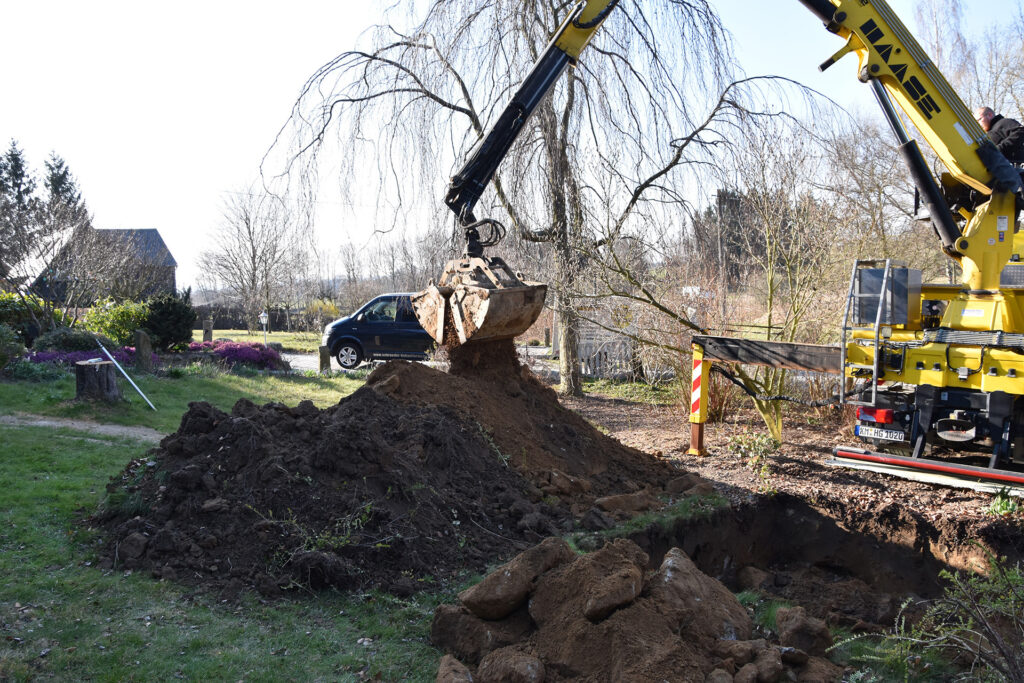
412, 256, 547, 346
411, 283, 454, 345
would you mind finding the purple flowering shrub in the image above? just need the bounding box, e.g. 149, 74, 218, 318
187, 340, 285, 370
28, 346, 159, 367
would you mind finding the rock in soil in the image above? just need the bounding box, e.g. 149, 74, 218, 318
775, 606, 833, 657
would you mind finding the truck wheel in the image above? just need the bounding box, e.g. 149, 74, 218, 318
335, 343, 362, 370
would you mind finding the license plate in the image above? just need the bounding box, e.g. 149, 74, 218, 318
856, 425, 906, 442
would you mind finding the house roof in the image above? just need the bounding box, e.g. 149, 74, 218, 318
93, 228, 177, 267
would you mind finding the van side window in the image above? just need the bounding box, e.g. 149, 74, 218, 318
396, 297, 417, 323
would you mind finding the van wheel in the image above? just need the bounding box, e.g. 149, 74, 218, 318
335, 343, 362, 370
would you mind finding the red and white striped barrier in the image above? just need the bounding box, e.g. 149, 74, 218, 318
689, 344, 708, 456
691, 355, 703, 417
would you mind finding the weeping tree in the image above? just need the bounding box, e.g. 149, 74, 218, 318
270, 0, 737, 395
566, 102, 846, 439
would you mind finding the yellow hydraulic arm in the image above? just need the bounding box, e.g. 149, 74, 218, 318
805, 0, 990, 190
798, 0, 1023, 296
413, 0, 618, 348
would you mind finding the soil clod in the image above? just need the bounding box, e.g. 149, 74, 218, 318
432, 537, 844, 682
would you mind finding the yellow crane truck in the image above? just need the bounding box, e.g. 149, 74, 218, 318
412, 0, 1024, 488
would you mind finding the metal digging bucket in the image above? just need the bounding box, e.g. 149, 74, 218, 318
412, 256, 547, 346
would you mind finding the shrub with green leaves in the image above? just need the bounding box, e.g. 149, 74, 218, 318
144, 289, 197, 351
83, 298, 149, 346
834, 551, 1024, 681
0, 292, 65, 345
727, 430, 780, 494
33, 326, 115, 352
0, 323, 26, 370
726, 430, 781, 459
986, 489, 1020, 517
2, 358, 67, 382
904, 554, 1024, 681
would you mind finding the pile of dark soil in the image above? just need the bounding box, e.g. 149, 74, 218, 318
371, 340, 681, 514
93, 340, 681, 595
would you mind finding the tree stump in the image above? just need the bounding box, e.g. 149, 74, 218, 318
134, 329, 153, 373
75, 361, 123, 403
319, 345, 331, 374
202, 319, 214, 342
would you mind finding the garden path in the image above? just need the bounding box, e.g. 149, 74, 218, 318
0, 414, 163, 443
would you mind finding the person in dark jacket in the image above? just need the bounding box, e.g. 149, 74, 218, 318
975, 106, 1024, 163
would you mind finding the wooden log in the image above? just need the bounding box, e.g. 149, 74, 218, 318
319, 345, 331, 374
75, 361, 123, 403
134, 329, 153, 373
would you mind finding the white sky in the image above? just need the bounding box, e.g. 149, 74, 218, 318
0, 0, 1004, 288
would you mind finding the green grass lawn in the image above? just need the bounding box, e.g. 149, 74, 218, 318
0, 425, 449, 681
193, 329, 323, 354
0, 367, 365, 434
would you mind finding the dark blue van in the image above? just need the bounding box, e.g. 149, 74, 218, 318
321, 293, 435, 369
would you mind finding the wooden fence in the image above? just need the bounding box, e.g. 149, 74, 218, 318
578, 333, 635, 379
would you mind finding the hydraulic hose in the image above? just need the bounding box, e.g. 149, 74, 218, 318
797, 0, 837, 24
897, 140, 962, 254
870, 80, 962, 254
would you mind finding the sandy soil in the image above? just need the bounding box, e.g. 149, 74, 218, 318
0, 413, 163, 443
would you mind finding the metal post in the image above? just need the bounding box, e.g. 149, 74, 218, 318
96, 341, 156, 411
688, 343, 710, 456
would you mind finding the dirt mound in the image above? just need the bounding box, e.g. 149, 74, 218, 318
432, 537, 843, 682
368, 341, 681, 514
95, 389, 572, 595
94, 341, 681, 595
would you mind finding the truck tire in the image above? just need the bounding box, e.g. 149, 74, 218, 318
335, 343, 363, 370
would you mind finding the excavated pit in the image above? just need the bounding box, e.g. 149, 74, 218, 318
428, 492, 1024, 681
628, 497, 950, 625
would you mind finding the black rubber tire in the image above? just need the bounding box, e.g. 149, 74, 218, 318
335, 343, 363, 370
